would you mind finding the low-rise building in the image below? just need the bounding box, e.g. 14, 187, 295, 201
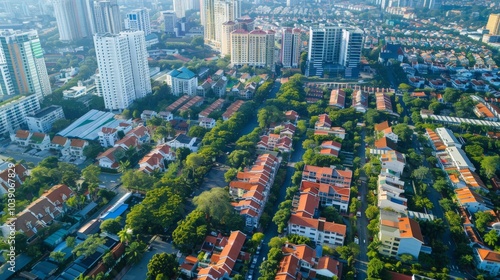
0, 164, 28, 195
11, 130, 32, 146
138, 144, 175, 174
378, 210, 425, 259
50, 135, 70, 151
98, 127, 119, 148
68, 139, 88, 159
474, 248, 500, 277
199, 117, 216, 129
26, 105, 65, 133
166, 67, 198, 96
380, 150, 406, 175
288, 215, 346, 248
329, 89, 346, 108
29, 132, 50, 150
302, 165, 352, 188
166, 134, 200, 151
140, 110, 157, 121
300, 181, 350, 212
375, 121, 399, 143
351, 90, 368, 113
378, 169, 407, 213
455, 187, 493, 213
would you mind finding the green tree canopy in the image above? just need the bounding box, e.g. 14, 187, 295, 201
147, 253, 178, 279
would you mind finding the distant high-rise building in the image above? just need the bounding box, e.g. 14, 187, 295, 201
173, 0, 187, 18
161, 10, 177, 34
306, 25, 363, 78
487, 14, 500, 35
94, 0, 122, 34
94, 31, 151, 110
125, 8, 151, 36
340, 28, 364, 78
287, 0, 299, 6
281, 28, 301, 68
0, 30, 51, 101
202, 0, 241, 49
52, 0, 94, 41
220, 18, 254, 57
231, 29, 275, 68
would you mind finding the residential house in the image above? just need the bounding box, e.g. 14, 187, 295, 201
435, 127, 461, 148
285, 110, 299, 123
474, 248, 500, 277
158, 111, 173, 121
374, 137, 397, 151
140, 110, 157, 121
451, 79, 468, 90
199, 117, 216, 129
378, 210, 425, 259
98, 127, 118, 148
50, 136, 70, 151
351, 90, 368, 113
329, 89, 346, 108
29, 132, 50, 150
474, 103, 497, 121
166, 67, 198, 96
319, 141, 342, 158
68, 139, 89, 159
314, 114, 331, 130
127, 125, 150, 144
231, 154, 280, 228
376, 92, 394, 114
212, 77, 227, 97
302, 165, 352, 188
138, 144, 175, 174
257, 134, 293, 153
378, 43, 404, 65
241, 82, 257, 99
197, 79, 212, 97
11, 130, 32, 147
199, 99, 225, 118
222, 100, 245, 121
96, 146, 124, 169
300, 181, 350, 212
166, 95, 191, 112
446, 147, 475, 172
166, 134, 200, 152
455, 187, 493, 213
1, 184, 74, 241
0, 164, 28, 195
197, 231, 247, 280
378, 169, 407, 213
288, 214, 346, 248
375, 121, 399, 143
380, 150, 406, 175
408, 76, 425, 88
471, 79, 489, 92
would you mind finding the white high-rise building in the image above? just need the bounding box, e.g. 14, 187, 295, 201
0, 94, 40, 135
125, 8, 151, 36
306, 25, 363, 78
220, 18, 254, 57
94, 31, 151, 110
230, 29, 275, 68
94, 0, 121, 34
0, 29, 51, 101
161, 10, 177, 34
201, 0, 241, 49
52, 0, 94, 41
281, 28, 301, 68
173, 0, 187, 18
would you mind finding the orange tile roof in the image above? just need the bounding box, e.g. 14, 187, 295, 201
70, 139, 87, 148
15, 130, 30, 139
316, 256, 341, 276
51, 135, 69, 146
296, 192, 319, 218
289, 214, 346, 236
374, 121, 390, 132
398, 217, 424, 242
477, 248, 500, 263
374, 137, 397, 150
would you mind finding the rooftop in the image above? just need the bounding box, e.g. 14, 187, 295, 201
29, 105, 62, 118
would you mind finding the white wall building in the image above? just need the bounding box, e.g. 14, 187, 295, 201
281, 28, 301, 68
378, 210, 424, 259
94, 31, 152, 110
125, 8, 151, 36
230, 29, 275, 68
26, 105, 65, 133
93, 0, 121, 34
52, 0, 94, 41
166, 67, 198, 96
161, 10, 177, 34
0, 94, 40, 135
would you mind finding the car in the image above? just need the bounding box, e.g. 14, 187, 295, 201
262, 257, 266, 262
363, 239, 366, 244
252, 257, 257, 265
250, 264, 255, 269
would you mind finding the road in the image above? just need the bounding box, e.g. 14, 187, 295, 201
252, 136, 306, 279
355, 128, 369, 280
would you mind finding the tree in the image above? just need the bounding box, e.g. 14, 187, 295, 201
185, 153, 205, 175
188, 126, 207, 138
443, 88, 460, 103
126, 241, 146, 264
484, 230, 498, 247
118, 228, 133, 244
83, 142, 104, 159
415, 196, 433, 210
412, 166, 430, 181
147, 253, 178, 279
118, 160, 130, 173
193, 188, 235, 222
172, 210, 207, 253
321, 206, 343, 223
224, 168, 238, 183
268, 237, 286, 249
51, 119, 72, 133
66, 236, 76, 249
100, 217, 122, 234
227, 150, 252, 169
102, 251, 116, 268
252, 233, 265, 245
82, 164, 101, 185
392, 123, 413, 143
273, 207, 291, 233
72, 234, 105, 258
398, 83, 412, 91
50, 251, 66, 263
481, 155, 500, 179
257, 106, 284, 128
475, 211, 494, 233
367, 258, 384, 278
365, 205, 380, 220
121, 169, 157, 191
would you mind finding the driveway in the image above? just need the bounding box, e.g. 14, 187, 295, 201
120, 236, 179, 280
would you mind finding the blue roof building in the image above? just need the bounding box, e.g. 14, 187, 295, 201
166, 67, 198, 96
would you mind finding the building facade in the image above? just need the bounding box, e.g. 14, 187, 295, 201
26, 105, 65, 133
52, 0, 94, 41
201, 0, 241, 49
281, 28, 301, 68
93, 0, 121, 34
486, 14, 500, 35
0, 29, 51, 101
125, 8, 151, 36
161, 10, 177, 34
166, 67, 198, 96
230, 29, 275, 68
0, 94, 40, 135
94, 31, 151, 110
